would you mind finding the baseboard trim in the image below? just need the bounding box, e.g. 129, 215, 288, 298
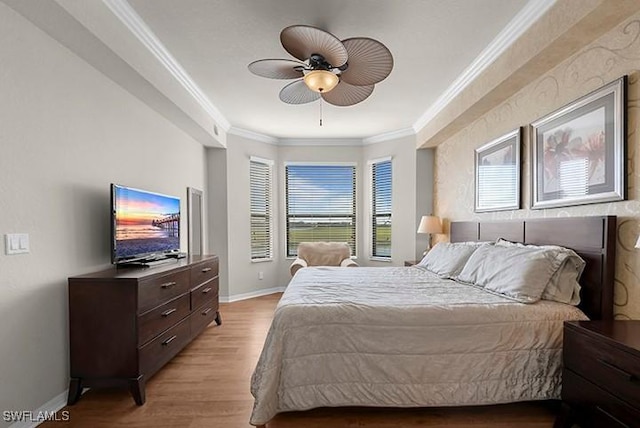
8, 390, 68, 428
220, 286, 286, 303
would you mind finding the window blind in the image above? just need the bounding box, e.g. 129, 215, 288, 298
371, 159, 392, 258
285, 164, 356, 257
250, 158, 273, 260
477, 164, 517, 208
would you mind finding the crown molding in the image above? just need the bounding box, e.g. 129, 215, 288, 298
102, 0, 231, 131
362, 127, 416, 145
228, 127, 279, 145
102, 0, 555, 147
412, 0, 556, 133
225, 128, 420, 147
278, 138, 364, 147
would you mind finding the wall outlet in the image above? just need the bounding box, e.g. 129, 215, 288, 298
258, 271, 264, 280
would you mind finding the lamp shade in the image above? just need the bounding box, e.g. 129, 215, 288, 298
635, 235, 640, 249
417, 216, 442, 234
304, 70, 339, 93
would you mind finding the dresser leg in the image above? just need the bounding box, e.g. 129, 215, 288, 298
553, 402, 574, 428
67, 378, 83, 405
129, 376, 146, 405
215, 311, 222, 326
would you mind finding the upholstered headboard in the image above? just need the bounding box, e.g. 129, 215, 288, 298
450, 216, 616, 320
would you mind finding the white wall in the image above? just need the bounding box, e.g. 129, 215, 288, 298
415, 149, 435, 260
206, 148, 229, 297
0, 2, 436, 417
209, 137, 435, 294
222, 135, 281, 298
362, 136, 424, 267
0, 4, 206, 424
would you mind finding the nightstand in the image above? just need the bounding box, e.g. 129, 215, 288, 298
404, 260, 420, 267
555, 320, 640, 428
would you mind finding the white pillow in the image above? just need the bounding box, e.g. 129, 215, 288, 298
418, 242, 485, 278
455, 244, 564, 303
494, 239, 585, 305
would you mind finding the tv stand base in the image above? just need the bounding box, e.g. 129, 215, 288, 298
68, 255, 220, 405
116, 257, 176, 268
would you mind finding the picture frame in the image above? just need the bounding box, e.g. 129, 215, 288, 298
531, 76, 626, 209
474, 128, 522, 212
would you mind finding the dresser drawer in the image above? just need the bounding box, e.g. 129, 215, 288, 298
138, 293, 190, 346
563, 369, 640, 428
191, 277, 219, 311
139, 317, 190, 376
138, 269, 190, 313
190, 302, 218, 339
564, 328, 640, 409
190, 258, 218, 288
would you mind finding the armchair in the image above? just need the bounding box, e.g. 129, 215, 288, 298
289, 242, 358, 276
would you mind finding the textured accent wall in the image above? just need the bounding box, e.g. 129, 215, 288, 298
434, 13, 640, 319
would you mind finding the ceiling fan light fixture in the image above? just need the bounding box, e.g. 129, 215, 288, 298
248, 25, 393, 108
303, 70, 339, 93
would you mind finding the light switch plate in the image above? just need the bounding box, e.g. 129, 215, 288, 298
5, 233, 29, 255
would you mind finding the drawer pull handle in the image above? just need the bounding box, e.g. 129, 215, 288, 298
598, 359, 636, 382
161, 308, 177, 317
201, 267, 212, 273
162, 335, 177, 346
202, 287, 212, 294
202, 308, 212, 316
161, 281, 176, 289
595, 406, 630, 428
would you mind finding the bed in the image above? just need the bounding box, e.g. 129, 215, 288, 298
250, 216, 616, 427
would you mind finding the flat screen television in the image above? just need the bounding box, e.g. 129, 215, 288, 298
111, 184, 181, 265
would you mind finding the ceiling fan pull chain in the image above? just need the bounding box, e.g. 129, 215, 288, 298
319, 94, 323, 126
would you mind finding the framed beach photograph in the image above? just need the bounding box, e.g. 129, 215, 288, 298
531, 76, 626, 209
475, 128, 521, 212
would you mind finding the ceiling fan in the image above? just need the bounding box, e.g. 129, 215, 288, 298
248, 25, 393, 107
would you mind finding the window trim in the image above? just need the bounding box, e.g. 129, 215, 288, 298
369, 157, 392, 260
284, 162, 358, 258
250, 156, 274, 262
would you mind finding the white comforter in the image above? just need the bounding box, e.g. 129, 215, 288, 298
250, 266, 588, 425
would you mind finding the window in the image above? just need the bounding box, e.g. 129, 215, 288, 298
285, 164, 356, 257
250, 157, 273, 260
371, 158, 392, 258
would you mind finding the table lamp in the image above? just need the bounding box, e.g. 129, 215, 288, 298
417, 215, 442, 254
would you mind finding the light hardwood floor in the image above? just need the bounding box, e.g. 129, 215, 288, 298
44, 293, 558, 427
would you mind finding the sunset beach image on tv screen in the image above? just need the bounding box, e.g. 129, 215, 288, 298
114, 186, 180, 259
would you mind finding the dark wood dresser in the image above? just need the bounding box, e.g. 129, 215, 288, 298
556, 320, 640, 428
67, 255, 220, 405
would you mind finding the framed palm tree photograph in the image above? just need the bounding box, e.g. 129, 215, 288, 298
531, 76, 626, 209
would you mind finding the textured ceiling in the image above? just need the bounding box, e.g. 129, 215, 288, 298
126, 0, 529, 140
